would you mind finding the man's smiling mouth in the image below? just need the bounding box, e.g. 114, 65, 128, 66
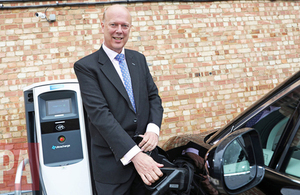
114, 37, 123, 40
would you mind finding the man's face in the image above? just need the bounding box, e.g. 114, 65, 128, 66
101, 6, 132, 53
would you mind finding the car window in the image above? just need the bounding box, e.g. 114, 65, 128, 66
284, 125, 300, 178
241, 86, 300, 166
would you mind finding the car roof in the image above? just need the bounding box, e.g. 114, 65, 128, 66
207, 70, 300, 144
162, 70, 300, 151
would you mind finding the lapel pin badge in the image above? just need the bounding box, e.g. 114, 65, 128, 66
132, 63, 135, 65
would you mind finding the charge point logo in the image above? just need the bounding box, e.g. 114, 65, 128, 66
52, 145, 70, 150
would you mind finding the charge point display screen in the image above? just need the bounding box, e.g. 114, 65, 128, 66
46, 98, 72, 116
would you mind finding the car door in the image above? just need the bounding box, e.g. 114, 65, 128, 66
278, 121, 300, 195
231, 83, 300, 195
206, 76, 300, 194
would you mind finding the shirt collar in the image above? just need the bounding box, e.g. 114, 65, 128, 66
102, 43, 125, 62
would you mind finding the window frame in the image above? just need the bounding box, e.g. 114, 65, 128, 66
222, 80, 300, 170
276, 102, 300, 178
207, 76, 300, 145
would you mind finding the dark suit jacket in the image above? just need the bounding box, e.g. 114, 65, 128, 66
74, 46, 163, 184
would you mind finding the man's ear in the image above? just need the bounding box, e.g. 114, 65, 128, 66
129, 25, 134, 31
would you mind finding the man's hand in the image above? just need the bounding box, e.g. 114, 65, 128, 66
131, 152, 164, 185
138, 132, 158, 152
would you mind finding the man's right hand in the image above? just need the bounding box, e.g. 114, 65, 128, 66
131, 152, 164, 185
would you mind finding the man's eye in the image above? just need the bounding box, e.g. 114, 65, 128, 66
122, 25, 129, 29
109, 23, 130, 30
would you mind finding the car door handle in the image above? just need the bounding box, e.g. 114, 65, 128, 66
281, 187, 300, 195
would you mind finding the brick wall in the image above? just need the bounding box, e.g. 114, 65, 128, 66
1, 0, 300, 153
1, 0, 300, 192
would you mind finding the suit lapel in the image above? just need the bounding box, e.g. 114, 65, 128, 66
97, 47, 137, 113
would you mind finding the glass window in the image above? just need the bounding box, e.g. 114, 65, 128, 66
242, 86, 300, 166
284, 126, 300, 178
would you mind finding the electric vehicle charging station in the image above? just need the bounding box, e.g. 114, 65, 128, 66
23, 80, 93, 195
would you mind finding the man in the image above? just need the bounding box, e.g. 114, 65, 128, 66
74, 4, 164, 194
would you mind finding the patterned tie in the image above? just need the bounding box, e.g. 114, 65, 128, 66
115, 53, 136, 112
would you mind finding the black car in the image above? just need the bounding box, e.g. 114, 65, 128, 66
149, 70, 300, 195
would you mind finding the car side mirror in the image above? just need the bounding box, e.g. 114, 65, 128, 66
205, 128, 265, 194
